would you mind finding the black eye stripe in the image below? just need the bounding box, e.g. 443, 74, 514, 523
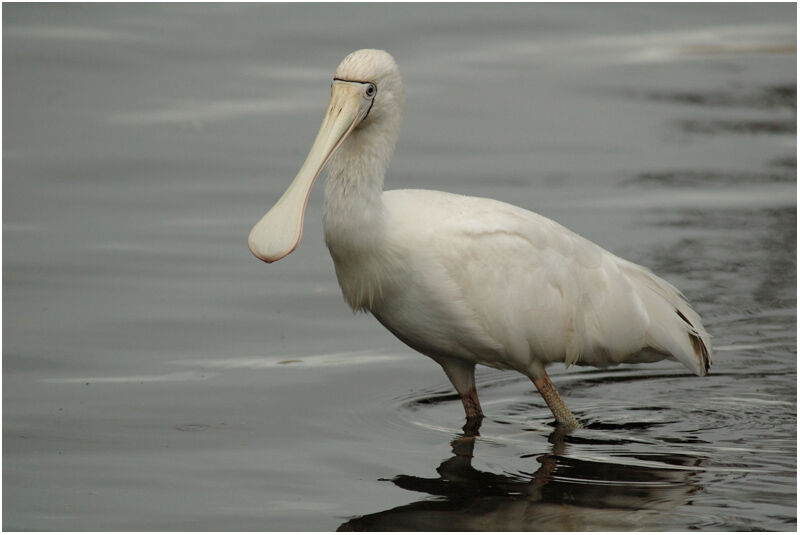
333, 77, 370, 84
333, 78, 377, 95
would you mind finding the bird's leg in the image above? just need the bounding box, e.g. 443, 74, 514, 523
532, 373, 581, 429
460, 387, 484, 435
460, 387, 483, 420
436, 358, 484, 429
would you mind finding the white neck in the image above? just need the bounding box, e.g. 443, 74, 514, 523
322, 123, 399, 311
322, 123, 396, 256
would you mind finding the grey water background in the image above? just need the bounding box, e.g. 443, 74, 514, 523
3, 3, 796, 531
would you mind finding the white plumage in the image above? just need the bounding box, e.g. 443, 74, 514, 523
249, 49, 711, 428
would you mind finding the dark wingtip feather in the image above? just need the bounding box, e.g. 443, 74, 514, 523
689, 332, 711, 373
675, 309, 692, 327
676, 308, 710, 374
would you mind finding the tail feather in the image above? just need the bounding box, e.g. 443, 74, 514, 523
618, 259, 712, 376
676, 309, 711, 374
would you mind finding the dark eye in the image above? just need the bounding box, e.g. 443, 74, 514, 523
365, 83, 376, 98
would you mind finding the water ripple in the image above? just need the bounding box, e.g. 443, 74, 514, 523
110, 98, 317, 126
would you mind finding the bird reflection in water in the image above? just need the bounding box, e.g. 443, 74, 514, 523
338, 421, 705, 531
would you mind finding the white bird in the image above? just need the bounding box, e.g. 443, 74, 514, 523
248, 49, 711, 429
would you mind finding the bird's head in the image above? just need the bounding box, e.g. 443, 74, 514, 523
248, 49, 404, 263
332, 49, 405, 134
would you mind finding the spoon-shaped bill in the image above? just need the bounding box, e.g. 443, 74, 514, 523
248, 82, 367, 263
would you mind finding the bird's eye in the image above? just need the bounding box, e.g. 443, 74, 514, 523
365, 83, 376, 98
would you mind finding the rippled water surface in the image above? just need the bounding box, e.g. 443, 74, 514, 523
3, 3, 796, 531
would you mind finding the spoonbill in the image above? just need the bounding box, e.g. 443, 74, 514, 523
248, 49, 711, 429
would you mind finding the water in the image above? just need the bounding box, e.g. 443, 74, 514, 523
3, 3, 796, 531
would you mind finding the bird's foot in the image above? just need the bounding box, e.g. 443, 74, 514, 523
461, 415, 484, 437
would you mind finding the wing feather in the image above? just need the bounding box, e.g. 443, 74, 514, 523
382, 189, 711, 375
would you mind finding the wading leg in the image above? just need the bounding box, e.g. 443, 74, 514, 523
532, 373, 581, 429
437, 358, 484, 431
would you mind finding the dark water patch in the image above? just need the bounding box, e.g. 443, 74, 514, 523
624, 453, 708, 470
546, 453, 705, 484
660, 436, 711, 445
406, 391, 461, 407
173, 423, 212, 432
676, 118, 796, 136
630, 84, 796, 111
584, 419, 676, 431
644, 206, 796, 312
624, 168, 794, 187
769, 155, 796, 169
560, 434, 646, 447
563, 371, 690, 389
